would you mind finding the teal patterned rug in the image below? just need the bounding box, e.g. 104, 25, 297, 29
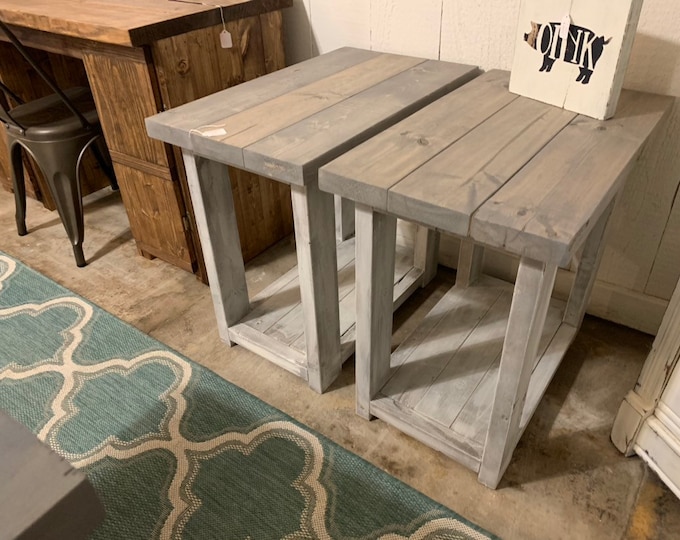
0, 252, 495, 540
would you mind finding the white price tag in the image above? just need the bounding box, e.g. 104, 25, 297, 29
199, 127, 228, 137
220, 29, 233, 49
559, 13, 571, 39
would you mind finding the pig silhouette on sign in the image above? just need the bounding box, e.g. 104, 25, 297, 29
524, 21, 612, 84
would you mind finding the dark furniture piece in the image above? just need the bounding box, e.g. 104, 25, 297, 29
0, 0, 293, 278
0, 20, 116, 267
0, 411, 105, 539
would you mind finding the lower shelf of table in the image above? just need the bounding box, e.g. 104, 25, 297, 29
369, 274, 578, 473
227, 237, 424, 381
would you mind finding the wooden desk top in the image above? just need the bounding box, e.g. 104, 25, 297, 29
320, 70, 673, 264
0, 0, 291, 47
147, 47, 479, 186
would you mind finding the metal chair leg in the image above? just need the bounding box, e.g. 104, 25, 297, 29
90, 136, 118, 191
9, 142, 27, 236
46, 166, 86, 267
30, 137, 90, 267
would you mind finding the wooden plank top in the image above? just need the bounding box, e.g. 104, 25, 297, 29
146, 47, 479, 185
0, 0, 291, 47
319, 70, 673, 264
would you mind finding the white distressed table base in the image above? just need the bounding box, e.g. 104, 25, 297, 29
368, 274, 578, 484
354, 204, 614, 488
224, 237, 423, 387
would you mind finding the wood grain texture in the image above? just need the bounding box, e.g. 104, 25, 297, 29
260, 10, 286, 73
0, 0, 292, 47
479, 257, 558, 488
413, 225, 439, 286
82, 49, 201, 270
470, 90, 674, 264
112, 162, 194, 272
244, 59, 479, 186
365, 274, 568, 480
370, 396, 483, 473
228, 322, 308, 377
1, 1, 290, 275
148, 49, 473, 391
183, 152, 250, 341
389, 95, 576, 237
84, 52, 169, 166
382, 278, 506, 409
563, 201, 614, 327
355, 204, 397, 419
456, 240, 484, 288
195, 53, 427, 168
326, 81, 670, 488
147, 47, 379, 150
152, 16, 292, 266
290, 182, 342, 393
318, 70, 507, 212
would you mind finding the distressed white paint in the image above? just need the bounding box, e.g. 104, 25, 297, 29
283, 0, 680, 334
509, 0, 643, 120
612, 276, 680, 498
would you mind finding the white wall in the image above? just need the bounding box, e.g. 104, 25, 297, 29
282, 0, 680, 334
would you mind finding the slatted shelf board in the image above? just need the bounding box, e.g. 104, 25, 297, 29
369, 274, 578, 473
228, 239, 424, 379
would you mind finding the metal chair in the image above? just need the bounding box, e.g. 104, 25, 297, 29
0, 20, 117, 267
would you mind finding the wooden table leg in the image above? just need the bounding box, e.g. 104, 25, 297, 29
414, 225, 440, 287
564, 200, 615, 328
291, 181, 342, 393
335, 196, 355, 243
456, 238, 484, 288
182, 150, 249, 344
355, 203, 397, 419
479, 256, 558, 488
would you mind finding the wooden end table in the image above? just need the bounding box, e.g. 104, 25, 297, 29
319, 70, 672, 487
146, 48, 478, 392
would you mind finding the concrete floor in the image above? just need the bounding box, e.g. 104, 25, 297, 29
2, 188, 680, 540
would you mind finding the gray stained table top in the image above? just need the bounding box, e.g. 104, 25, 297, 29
319, 70, 673, 265
146, 47, 479, 186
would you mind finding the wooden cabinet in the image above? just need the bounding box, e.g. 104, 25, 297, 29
0, 1, 293, 277
612, 277, 680, 498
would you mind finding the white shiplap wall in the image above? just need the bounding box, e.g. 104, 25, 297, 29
282, 0, 680, 334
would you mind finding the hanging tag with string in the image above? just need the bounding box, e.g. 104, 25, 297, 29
168, 1, 233, 49
217, 6, 233, 49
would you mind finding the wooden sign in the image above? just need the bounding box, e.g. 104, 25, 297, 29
509, 0, 644, 119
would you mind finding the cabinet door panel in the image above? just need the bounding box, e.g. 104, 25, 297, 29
83, 50, 195, 269
114, 163, 194, 271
